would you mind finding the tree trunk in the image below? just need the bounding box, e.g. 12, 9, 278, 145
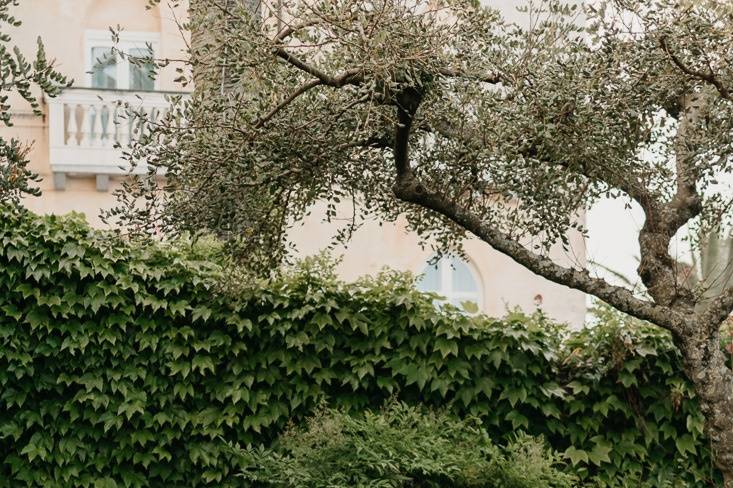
676, 326, 733, 485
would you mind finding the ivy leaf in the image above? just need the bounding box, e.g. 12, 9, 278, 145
675, 434, 696, 457
564, 446, 589, 466
435, 337, 458, 358
460, 301, 478, 314
403, 363, 431, 390
191, 306, 212, 322
312, 312, 332, 330
588, 442, 612, 466
505, 410, 529, 430
192, 356, 215, 375
500, 386, 527, 407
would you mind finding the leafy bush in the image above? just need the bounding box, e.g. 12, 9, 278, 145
0, 209, 721, 486
238, 401, 575, 488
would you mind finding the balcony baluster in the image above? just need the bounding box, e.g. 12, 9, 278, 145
45, 87, 187, 183
65, 103, 79, 147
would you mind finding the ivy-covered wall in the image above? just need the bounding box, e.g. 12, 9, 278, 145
0, 210, 719, 486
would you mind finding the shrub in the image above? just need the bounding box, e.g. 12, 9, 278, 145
237, 401, 575, 488
0, 209, 720, 486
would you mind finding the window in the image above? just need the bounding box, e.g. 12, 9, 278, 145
417, 256, 482, 311
90, 47, 116, 88
86, 31, 158, 90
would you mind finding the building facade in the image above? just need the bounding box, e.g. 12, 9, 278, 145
4, 0, 587, 327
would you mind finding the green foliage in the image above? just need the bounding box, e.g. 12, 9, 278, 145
237, 401, 575, 488
0, 210, 722, 486
113, 1, 733, 479
0, 0, 70, 205
562, 302, 717, 487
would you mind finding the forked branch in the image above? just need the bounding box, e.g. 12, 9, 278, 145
660, 36, 731, 101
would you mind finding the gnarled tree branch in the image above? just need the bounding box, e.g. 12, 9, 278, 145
661, 35, 731, 101
636, 92, 707, 310
274, 48, 362, 87
255, 78, 322, 128
393, 173, 688, 332
437, 67, 502, 84
700, 286, 733, 331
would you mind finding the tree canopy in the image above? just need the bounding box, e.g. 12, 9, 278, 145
120, 1, 732, 302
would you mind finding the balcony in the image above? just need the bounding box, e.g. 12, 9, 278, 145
46, 87, 183, 191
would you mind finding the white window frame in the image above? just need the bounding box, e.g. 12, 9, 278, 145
419, 256, 483, 310
84, 30, 160, 91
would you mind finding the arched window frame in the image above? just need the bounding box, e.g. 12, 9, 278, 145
417, 255, 483, 311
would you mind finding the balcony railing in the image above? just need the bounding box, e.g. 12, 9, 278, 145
46, 87, 185, 190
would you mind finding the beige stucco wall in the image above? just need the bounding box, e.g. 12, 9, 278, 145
291, 203, 587, 327
4, 0, 587, 327
1, 0, 189, 226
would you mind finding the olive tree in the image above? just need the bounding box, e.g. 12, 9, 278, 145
119, 0, 733, 482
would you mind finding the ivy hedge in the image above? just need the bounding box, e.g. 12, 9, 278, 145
0, 209, 720, 486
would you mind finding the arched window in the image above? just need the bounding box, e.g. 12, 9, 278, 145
417, 256, 482, 311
